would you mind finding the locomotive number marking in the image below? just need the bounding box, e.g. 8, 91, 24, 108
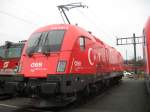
3, 61, 9, 68
50, 26, 68, 30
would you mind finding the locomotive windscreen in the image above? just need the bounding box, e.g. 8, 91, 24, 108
0, 45, 23, 59
0, 47, 5, 58
26, 30, 65, 55
7, 47, 22, 58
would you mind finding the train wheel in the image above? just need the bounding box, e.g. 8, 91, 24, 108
95, 81, 103, 94
89, 84, 99, 95
76, 85, 90, 103
103, 79, 110, 88
82, 85, 90, 98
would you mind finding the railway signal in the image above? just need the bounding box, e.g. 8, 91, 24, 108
116, 33, 144, 74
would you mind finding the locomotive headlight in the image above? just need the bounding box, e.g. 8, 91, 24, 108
57, 60, 67, 72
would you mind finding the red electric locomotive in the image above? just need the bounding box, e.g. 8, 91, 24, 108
2, 24, 123, 105
143, 17, 150, 93
0, 41, 25, 95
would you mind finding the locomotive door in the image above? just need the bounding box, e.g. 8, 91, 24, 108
73, 36, 96, 74
71, 36, 88, 73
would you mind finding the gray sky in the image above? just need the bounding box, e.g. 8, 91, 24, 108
0, 0, 150, 59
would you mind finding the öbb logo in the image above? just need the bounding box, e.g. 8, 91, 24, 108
3, 61, 9, 68
88, 48, 96, 66
30, 62, 43, 68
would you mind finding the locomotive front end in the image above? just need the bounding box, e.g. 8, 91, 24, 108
16, 25, 77, 99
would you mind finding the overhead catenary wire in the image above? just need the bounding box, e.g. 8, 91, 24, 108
0, 31, 15, 38
2, 0, 70, 26
76, 8, 114, 39
0, 10, 38, 27
2, 0, 44, 26
0, 32, 20, 45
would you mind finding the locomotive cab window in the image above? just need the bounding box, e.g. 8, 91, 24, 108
45, 30, 65, 52
26, 30, 65, 55
79, 36, 85, 50
0, 47, 5, 58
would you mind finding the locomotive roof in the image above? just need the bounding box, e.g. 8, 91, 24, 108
34, 24, 95, 40
34, 24, 81, 32
0, 41, 25, 48
31, 24, 121, 54
30, 24, 97, 50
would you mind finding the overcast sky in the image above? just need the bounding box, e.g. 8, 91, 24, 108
0, 0, 150, 59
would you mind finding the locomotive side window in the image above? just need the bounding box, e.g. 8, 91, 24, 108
79, 36, 85, 50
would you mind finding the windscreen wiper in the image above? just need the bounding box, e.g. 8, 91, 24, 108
26, 46, 36, 57
26, 36, 42, 56
41, 45, 51, 56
